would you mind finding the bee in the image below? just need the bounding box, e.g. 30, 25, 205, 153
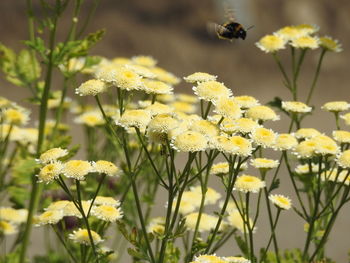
209, 5, 253, 41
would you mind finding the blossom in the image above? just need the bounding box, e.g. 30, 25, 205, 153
38, 147, 68, 164
337, 150, 350, 168
151, 66, 180, 85
193, 81, 232, 102
126, 64, 157, 78
91, 205, 123, 222
190, 186, 221, 205
294, 128, 321, 139
92, 160, 120, 176
281, 101, 312, 113
227, 209, 255, 233
35, 210, 64, 226
341, 113, 350, 126
210, 162, 229, 175
75, 79, 107, 96
229, 136, 253, 157
191, 255, 226, 263
63, 160, 93, 180
0, 207, 28, 224
274, 133, 298, 151
294, 140, 316, 158
171, 131, 208, 152
2, 106, 30, 126
0, 221, 17, 235
291, 36, 320, 49
269, 194, 292, 210
176, 93, 198, 104
147, 217, 165, 235
250, 158, 279, 170
224, 256, 251, 263
313, 135, 339, 156
131, 55, 157, 67
213, 97, 242, 120
147, 114, 178, 134
190, 119, 220, 138
69, 228, 103, 245
245, 105, 279, 122
184, 72, 217, 83
171, 101, 197, 114
333, 130, 350, 144
320, 36, 342, 52
93, 196, 120, 207
37, 162, 64, 184
234, 174, 265, 193
185, 213, 218, 232
251, 127, 277, 148
117, 109, 152, 129
256, 34, 286, 53
322, 101, 350, 112
233, 96, 260, 109
275, 26, 306, 41
209, 135, 239, 155
74, 111, 105, 127
142, 79, 173, 95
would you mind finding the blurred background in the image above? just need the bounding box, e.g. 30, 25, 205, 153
0, 0, 350, 262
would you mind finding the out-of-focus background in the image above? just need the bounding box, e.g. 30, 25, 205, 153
0, 0, 349, 262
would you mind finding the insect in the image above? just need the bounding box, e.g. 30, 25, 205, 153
209, 5, 253, 41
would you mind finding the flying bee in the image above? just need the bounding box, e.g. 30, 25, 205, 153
209, 4, 253, 41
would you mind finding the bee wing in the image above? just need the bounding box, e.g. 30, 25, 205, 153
206, 22, 230, 37
223, 2, 236, 22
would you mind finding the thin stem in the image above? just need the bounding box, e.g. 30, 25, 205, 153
306, 49, 327, 104
51, 226, 78, 263
272, 53, 292, 91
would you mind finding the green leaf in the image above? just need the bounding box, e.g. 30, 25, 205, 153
234, 234, 249, 257
12, 158, 39, 185
269, 178, 280, 191
8, 186, 30, 207
16, 49, 41, 83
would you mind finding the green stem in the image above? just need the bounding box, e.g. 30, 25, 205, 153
52, 226, 78, 263
306, 49, 327, 104
272, 53, 292, 91
19, 10, 58, 262
260, 209, 281, 262
246, 193, 255, 262
292, 49, 307, 101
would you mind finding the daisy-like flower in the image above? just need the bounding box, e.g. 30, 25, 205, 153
91, 205, 123, 222
94, 64, 120, 83
35, 210, 64, 226
185, 213, 218, 232
322, 101, 350, 113
275, 26, 306, 41
75, 79, 108, 96
10, 127, 38, 146
191, 119, 220, 138
209, 135, 239, 155
171, 131, 208, 152
291, 36, 320, 49
269, 194, 292, 210
251, 127, 277, 148
146, 102, 174, 116
251, 158, 279, 170
224, 256, 251, 263
93, 196, 120, 207
0, 207, 28, 224
63, 160, 92, 180
131, 55, 157, 67
112, 57, 131, 66
313, 135, 339, 156
37, 162, 64, 184
151, 66, 180, 85
245, 105, 279, 122
333, 130, 350, 144
63, 201, 92, 218
255, 34, 286, 53
274, 133, 298, 151
229, 136, 253, 157
0, 221, 18, 235
294, 128, 321, 139
293, 140, 317, 158
176, 93, 198, 104
184, 72, 217, 83
92, 160, 120, 176
337, 150, 350, 168
213, 97, 242, 120
233, 96, 260, 109
192, 255, 226, 263
295, 24, 319, 35
2, 106, 30, 126
157, 94, 176, 103
234, 174, 265, 193
227, 209, 256, 233
171, 101, 197, 114
142, 79, 173, 95
126, 64, 157, 79
210, 162, 230, 175
341, 113, 350, 126
45, 200, 70, 211
147, 217, 165, 235
294, 163, 321, 174
74, 111, 105, 127
38, 147, 68, 164
147, 114, 178, 135
193, 81, 232, 102
190, 186, 221, 205
117, 109, 152, 130
281, 101, 312, 113
69, 228, 103, 245
113, 67, 144, 91
233, 118, 260, 134
319, 36, 342, 52
172, 191, 201, 215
